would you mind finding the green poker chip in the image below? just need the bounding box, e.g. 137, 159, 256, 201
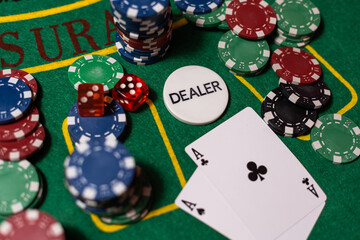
272, 0, 321, 37
274, 35, 310, 48
218, 30, 270, 74
0, 160, 40, 216
68, 54, 124, 93
184, 1, 230, 28
311, 114, 360, 164
217, 20, 230, 30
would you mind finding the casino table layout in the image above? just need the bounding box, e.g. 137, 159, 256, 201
1, 0, 360, 239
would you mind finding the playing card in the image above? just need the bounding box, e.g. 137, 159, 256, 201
175, 169, 325, 240
185, 107, 327, 240
175, 169, 256, 240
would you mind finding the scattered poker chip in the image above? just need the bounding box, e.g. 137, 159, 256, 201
0, 106, 39, 142
163, 65, 229, 125
218, 30, 270, 74
311, 114, 360, 164
261, 88, 318, 137
68, 54, 124, 93
271, 47, 322, 85
184, 1, 230, 28
64, 140, 136, 205
0, 124, 45, 161
0, 160, 40, 216
226, 0, 277, 40
0, 69, 38, 100
272, 0, 321, 37
67, 98, 126, 143
0, 77, 33, 125
0, 209, 66, 240
279, 78, 331, 109
174, 0, 223, 14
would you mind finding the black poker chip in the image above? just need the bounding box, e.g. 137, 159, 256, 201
278, 78, 332, 109
261, 87, 318, 137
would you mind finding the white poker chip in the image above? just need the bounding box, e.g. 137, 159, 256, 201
163, 65, 229, 125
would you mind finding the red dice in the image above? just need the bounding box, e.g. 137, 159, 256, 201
112, 74, 149, 111
77, 83, 104, 117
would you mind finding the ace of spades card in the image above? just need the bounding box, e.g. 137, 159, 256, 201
183, 107, 327, 240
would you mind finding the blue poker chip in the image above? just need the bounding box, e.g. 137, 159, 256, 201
0, 77, 32, 125
113, 8, 171, 37
64, 140, 136, 204
67, 97, 126, 143
174, 0, 223, 14
112, 6, 170, 31
111, 0, 169, 19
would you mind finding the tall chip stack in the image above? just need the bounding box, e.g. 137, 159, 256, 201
272, 0, 321, 48
0, 69, 46, 218
110, 0, 173, 65
64, 140, 153, 225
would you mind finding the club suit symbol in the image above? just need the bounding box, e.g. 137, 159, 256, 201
247, 161, 267, 182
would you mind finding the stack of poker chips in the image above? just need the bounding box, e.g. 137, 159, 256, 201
111, 0, 173, 65
0, 69, 46, 162
217, 0, 277, 76
272, 0, 321, 48
0, 209, 66, 240
64, 140, 153, 225
261, 46, 331, 138
183, 0, 231, 30
0, 69, 46, 217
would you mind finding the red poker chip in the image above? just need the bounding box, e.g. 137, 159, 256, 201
270, 47, 322, 85
0, 69, 38, 100
226, 0, 277, 40
0, 123, 45, 161
118, 28, 172, 51
0, 209, 66, 240
0, 106, 40, 142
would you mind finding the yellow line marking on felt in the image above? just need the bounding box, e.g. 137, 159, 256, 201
234, 75, 264, 102
145, 99, 187, 188
90, 203, 179, 232
305, 45, 358, 115
173, 18, 188, 29
62, 118, 75, 154
0, 0, 102, 23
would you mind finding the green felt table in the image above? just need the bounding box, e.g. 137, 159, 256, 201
1, 0, 360, 239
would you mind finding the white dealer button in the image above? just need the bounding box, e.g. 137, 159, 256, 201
163, 65, 229, 125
